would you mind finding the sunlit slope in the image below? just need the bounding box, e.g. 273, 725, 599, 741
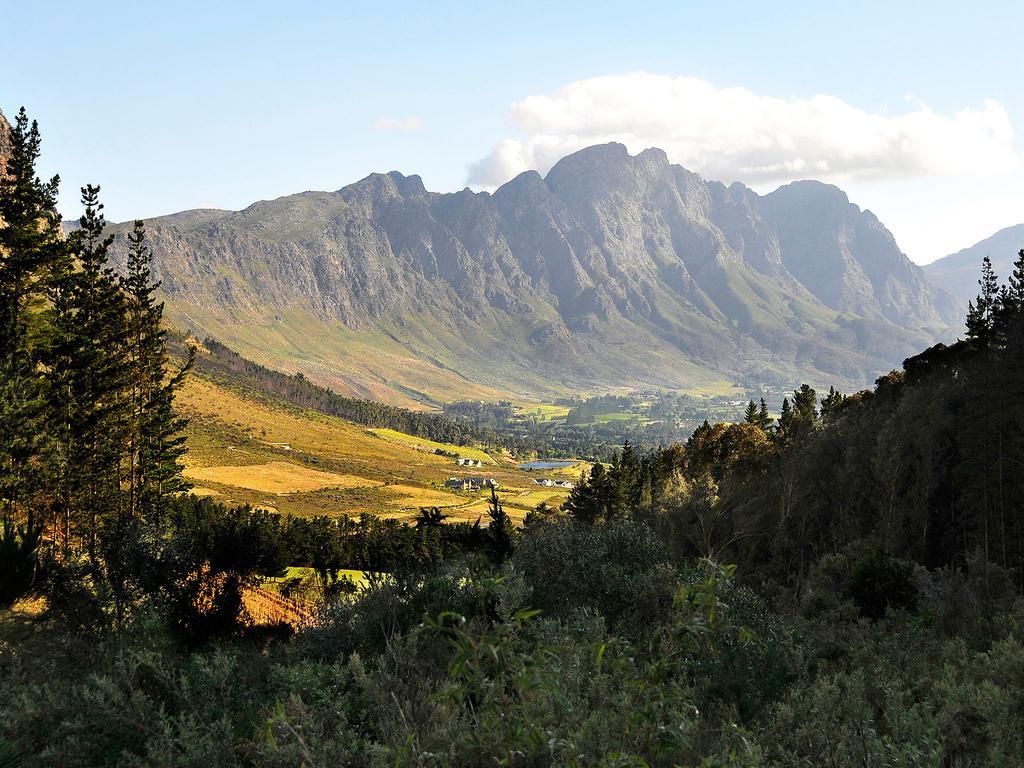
177, 374, 577, 522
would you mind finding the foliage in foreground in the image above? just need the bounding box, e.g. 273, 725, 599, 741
4, 521, 1024, 767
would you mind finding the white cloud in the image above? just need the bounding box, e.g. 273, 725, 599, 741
373, 115, 424, 132
467, 72, 1017, 189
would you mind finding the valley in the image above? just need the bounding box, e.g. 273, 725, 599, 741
176, 359, 588, 523
6, 5, 1024, 762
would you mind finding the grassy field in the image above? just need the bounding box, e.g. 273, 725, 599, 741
177, 373, 572, 524
368, 428, 494, 464
517, 403, 572, 422
185, 461, 380, 494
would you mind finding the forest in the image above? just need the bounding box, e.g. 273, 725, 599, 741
4, 108, 1024, 766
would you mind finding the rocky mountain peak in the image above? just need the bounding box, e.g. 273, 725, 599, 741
108, 142, 960, 403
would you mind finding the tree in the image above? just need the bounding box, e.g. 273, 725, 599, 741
121, 221, 193, 533
757, 398, 773, 430
820, 387, 846, 424
486, 486, 513, 564
0, 108, 67, 528
612, 440, 641, 512
792, 384, 818, 424
49, 185, 131, 561
565, 463, 605, 525
966, 255, 1000, 347
743, 400, 759, 425
776, 398, 793, 438
995, 249, 1024, 341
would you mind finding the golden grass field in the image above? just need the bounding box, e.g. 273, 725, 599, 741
368, 428, 494, 464
175, 373, 582, 524
185, 460, 381, 495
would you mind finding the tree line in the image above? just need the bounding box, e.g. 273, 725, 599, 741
191, 337, 522, 449
563, 250, 1024, 592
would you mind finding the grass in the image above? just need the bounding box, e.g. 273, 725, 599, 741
177, 372, 574, 524
508, 488, 570, 509
368, 428, 493, 464
517, 403, 571, 422
267, 566, 373, 591
166, 305, 516, 408
380, 483, 465, 508
185, 461, 380, 495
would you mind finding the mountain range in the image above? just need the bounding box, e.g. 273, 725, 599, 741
100, 143, 963, 406
924, 224, 1024, 306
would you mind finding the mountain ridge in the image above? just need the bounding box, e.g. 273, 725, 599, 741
103, 142, 960, 406
924, 223, 1024, 305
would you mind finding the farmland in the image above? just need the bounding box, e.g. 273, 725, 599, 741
177, 372, 582, 523
368, 428, 494, 464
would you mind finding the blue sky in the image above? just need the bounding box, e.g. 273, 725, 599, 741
3, 0, 1022, 263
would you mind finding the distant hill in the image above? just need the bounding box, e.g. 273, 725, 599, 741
923, 224, 1024, 306
105, 143, 960, 405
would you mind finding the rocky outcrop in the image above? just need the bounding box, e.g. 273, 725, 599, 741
0, 108, 11, 176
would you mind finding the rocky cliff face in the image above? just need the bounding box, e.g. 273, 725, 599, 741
109, 143, 960, 404
0, 109, 11, 176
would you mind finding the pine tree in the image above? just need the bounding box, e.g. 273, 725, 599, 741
49, 185, 132, 560
485, 486, 513, 564
743, 400, 759, 425
0, 108, 67, 528
1008, 250, 1024, 314
757, 398, 773, 430
120, 220, 193, 531
792, 384, 818, 424
777, 397, 793, 436
966, 255, 1000, 347
565, 463, 604, 525
613, 440, 641, 513
820, 386, 846, 424
996, 249, 1024, 341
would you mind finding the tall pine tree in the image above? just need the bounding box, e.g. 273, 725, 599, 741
0, 108, 68, 527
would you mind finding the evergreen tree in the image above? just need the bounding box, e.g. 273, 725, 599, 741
995, 248, 1024, 341
777, 397, 793, 436
120, 220, 193, 531
485, 486, 513, 564
743, 400, 759, 425
820, 386, 846, 424
613, 440, 641, 513
966, 255, 1000, 347
565, 463, 605, 525
757, 398, 773, 430
0, 108, 67, 527
792, 384, 818, 423
49, 185, 131, 560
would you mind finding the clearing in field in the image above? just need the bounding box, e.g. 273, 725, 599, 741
188, 486, 221, 497
184, 460, 381, 495
369, 428, 493, 464
383, 483, 465, 507
510, 488, 570, 509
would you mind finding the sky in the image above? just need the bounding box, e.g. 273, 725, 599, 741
3, 0, 1023, 264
